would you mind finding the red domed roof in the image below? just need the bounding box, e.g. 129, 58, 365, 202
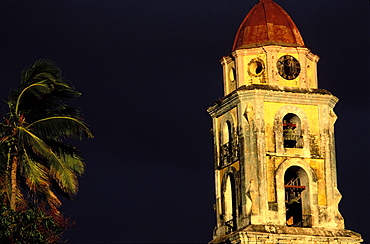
232, 0, 305, 51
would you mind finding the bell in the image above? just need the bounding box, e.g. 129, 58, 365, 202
284, 127, 297, 148
284, 127, 296, 141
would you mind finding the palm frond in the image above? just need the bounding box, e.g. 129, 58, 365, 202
21, 60, 61, 88
21, 150, 62, 212
33, 72, 59, 83
49, 161, 78, 195
27, 116, 93, 140
45, 187, 62, 213
57, 151, 85, 175
44, 147, 79, 196
15, 83, 51, 115
21, 149, 49, 192
53, 82, 81, 98
18, 127, 51, 158
45, 142, 85, 175
18, 127, 79, 195
11, 60, 79, 116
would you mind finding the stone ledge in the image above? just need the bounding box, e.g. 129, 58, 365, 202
237, 84, 331, 95
242, 224, 361, 238
210, 225, 362, 244
208, 84, 332, 110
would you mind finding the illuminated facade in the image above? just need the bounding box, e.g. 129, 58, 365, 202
208, 0, 362, 243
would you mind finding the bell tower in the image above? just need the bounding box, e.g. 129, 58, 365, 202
208, 0, 362, 243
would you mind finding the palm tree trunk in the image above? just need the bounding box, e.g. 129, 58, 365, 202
10, 155, 18, 211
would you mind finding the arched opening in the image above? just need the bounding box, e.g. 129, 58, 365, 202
283, 113, 303, 148
284, 166, 311, 227
224, 174, 237, 232
221, 121, 233, 166
229, 68, 236, 82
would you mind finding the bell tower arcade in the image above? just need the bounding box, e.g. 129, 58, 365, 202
208, 0, 362, 243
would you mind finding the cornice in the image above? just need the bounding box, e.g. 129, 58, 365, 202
207, 92, 240, 118
207, 85, 338, 118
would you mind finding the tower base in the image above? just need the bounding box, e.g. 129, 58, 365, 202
210, 225, 362, 244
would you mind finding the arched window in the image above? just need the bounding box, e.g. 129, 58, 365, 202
284, 166, 311, 227
221, 121, 233, 166
229, 67, 236, 82
224, 174, 237, 233
283, 113, 303, 148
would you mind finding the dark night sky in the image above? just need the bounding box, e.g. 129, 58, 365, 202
0, 0, 369, 243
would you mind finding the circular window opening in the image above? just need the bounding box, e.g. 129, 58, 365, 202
248, 59, 265, 76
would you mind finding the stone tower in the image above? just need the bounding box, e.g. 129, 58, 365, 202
207, 0, 362, 243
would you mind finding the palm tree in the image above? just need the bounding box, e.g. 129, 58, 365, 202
0, 60, 93, 213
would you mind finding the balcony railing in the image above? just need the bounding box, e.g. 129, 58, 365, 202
220, 141, 239, 167
225, 219, 235, 234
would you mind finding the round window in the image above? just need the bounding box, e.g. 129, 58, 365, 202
248, 59, 265, 76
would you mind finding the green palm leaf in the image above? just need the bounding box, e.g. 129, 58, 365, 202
18, 127, 50, 158
57, 151, 85, 175
15, 83, 51, 115
21, 60, 61, 88
21, 149, 49, 192
18, 127, 78, 194
46, 142, 85, 175
27, 116, 93, 140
